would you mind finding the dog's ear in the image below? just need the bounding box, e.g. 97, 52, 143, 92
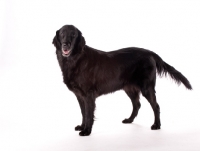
77, 29, 86, 50
52, 30, 61, 49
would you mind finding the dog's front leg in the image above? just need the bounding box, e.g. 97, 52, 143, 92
75, 97, 85, 131
79, 94, 96, 136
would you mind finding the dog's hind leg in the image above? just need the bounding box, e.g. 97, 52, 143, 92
123, 86, 141, 124
141, 86, 161, 130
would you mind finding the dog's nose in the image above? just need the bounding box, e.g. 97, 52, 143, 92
63, 43, 71, 48
63, 44, 67, 47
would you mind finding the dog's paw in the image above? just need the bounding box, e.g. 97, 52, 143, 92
122, 118, 133, 124
151, 124, 160, 130
75, 125, 84, 131
79, 128, 91, 136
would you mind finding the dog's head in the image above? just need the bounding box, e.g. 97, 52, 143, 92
52, 25, 85, 57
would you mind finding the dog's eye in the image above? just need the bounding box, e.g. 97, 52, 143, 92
71, 32, 75, 37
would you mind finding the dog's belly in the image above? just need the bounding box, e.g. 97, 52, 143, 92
94, 77, 123, 96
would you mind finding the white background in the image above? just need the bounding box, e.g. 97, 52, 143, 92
0, 0, 200, 151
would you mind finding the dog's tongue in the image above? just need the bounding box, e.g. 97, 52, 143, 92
63, 50, 70, 55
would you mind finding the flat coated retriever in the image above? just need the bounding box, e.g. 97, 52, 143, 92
52, 25, 192, 136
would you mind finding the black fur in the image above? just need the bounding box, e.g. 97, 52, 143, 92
52, 25, 192, 136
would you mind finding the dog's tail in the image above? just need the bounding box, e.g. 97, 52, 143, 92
152, 52, 192, 90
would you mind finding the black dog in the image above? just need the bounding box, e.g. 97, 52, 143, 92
52, 25, 192, 136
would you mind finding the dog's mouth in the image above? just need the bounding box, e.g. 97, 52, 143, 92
62, 49, 71, 57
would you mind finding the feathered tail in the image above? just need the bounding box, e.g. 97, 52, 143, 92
152, 53, 192, 90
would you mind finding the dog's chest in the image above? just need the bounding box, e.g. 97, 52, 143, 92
63, 70, 78, 89
63, 67, 88, 95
